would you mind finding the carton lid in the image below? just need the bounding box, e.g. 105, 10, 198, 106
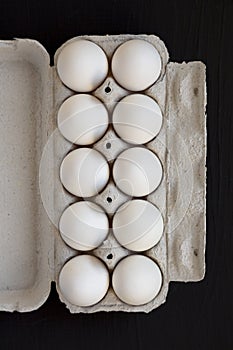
0, 39, 54, 311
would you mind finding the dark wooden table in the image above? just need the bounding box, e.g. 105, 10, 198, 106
0, 0, 232, 349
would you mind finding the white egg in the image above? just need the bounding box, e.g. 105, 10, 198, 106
59, 201, 109, 251
57, 39, 108, 92
113, 147, 163, 196
112, 255, 162, 306
59, 255, 109, 307
113, 200, 163, 251
112, 94, 162, 144
60, 148, 109, 197
111, 39, 162, 91
57, 94, 109, 145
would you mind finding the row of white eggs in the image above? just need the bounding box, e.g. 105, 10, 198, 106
59, 200, 163, 252
57, 39, 162, 92
60, 147, 163, 197
59, 254, 162, 307
57, 93, 163, 146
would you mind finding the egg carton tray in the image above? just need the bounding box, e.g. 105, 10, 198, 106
0, 34, 206, 313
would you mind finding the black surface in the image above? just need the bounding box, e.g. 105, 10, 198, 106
0, 0, 232, 349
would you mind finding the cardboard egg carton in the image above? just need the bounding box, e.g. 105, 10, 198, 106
0, 34, 206, 313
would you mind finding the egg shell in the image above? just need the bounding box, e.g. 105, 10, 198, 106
59, 255, 109, 307
57, 39, 108, 92
57, 94, 109, 145
112, 255, 162, 306
112, 94, 163, 144
113, 147, 163, 197
111, 39, 162, 91
112, 199, 164, 252
59, 201, 109, 251
60, 148, 109, 197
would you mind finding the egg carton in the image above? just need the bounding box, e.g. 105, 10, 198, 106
0, 34, 206, 313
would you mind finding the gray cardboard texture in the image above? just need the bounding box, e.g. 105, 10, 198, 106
0, 35, 206, 313
0, 39, 53, 311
